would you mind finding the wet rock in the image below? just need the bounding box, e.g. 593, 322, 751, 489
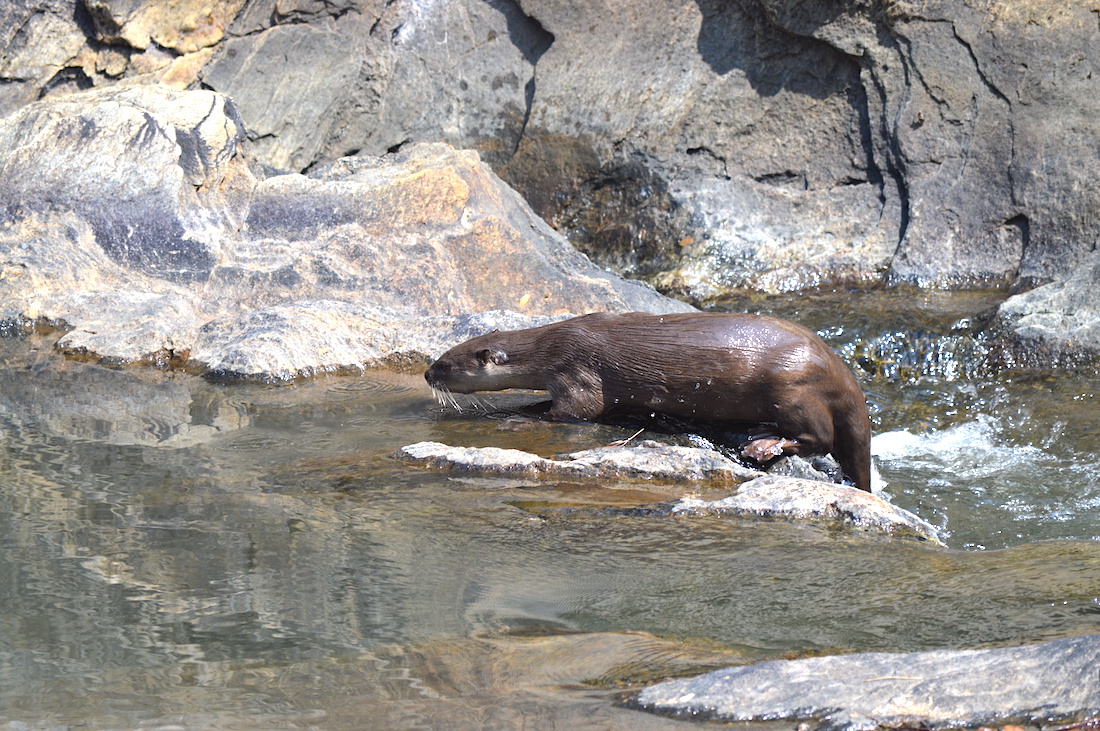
397, 441, 940, 541
993, 252, 1100, 364
0, 86, 690, 378
673, 476, 943, 544
397, 440, 763, 485
629, 632, 1100, 730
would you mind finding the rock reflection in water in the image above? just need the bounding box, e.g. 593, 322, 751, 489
0, 358, 248, 448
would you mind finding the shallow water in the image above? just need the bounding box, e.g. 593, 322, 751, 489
1, 293, 1099, 729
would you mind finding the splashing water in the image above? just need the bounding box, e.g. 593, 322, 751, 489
872, 415, 1100, 549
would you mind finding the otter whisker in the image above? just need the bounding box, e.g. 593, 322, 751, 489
430, 385, 468, 413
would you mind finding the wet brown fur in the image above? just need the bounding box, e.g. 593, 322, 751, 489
425, 312, 872, 491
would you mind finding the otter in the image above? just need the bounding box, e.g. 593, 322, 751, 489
424, 312, 872, 491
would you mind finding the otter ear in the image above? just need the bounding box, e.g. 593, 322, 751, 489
477, 348, 508, 365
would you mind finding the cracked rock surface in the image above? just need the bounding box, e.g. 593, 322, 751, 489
3, 0, 1099, 303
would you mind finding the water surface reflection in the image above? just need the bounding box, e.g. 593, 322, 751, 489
0, 328, 1097, 729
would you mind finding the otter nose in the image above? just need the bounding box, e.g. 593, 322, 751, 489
424, 361, 449, 384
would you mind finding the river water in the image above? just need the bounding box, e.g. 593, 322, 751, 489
1, 292, 1098, 729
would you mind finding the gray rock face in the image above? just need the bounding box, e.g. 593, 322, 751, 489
630, 633, 1100, 730
200, 14, 372, 172
0, 86, 690, 378
4, 0, 1098, 299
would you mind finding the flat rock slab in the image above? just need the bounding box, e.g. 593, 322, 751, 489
398, 440, 763, 484
629, 633, 1100, 730
397, 441, 940, 542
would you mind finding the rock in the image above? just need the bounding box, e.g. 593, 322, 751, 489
235, 143, 691, 319
0, 84, 253, 284
186, 305, 564, 379
673, 475, 943, 544
0, 0, 90, 114
629, 632, 1100, 730
397, 440, 763, 484
0, 87, 690, 378
505, 0, 895, 295
0, 213, 206, 360
4, 1, 1100, 299
992, 251, 1100, 364
200, 0, 546, 171
199, 13, 371, 171
398, 441, 940, 541
83, 0, 245, 54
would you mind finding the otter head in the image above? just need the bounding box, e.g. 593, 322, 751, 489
424, 333, 522, 395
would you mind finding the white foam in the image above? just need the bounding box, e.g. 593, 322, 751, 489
871, 415, 1047, 481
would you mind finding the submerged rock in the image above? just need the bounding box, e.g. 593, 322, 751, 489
397, 441, 940, 542
0, 357, 247, 448
629, 633, 1100, 730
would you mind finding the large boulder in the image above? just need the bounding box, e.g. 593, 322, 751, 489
0, 85, 251, 283
0, 85, 691, 378
3, 0, 1099, 299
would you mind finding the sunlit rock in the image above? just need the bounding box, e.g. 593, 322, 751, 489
994, 251, 1100, 364
0, 86, 689, 378
0, 85, 252, 283
630, 633, 1100, 730
673, 475, 943, 544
